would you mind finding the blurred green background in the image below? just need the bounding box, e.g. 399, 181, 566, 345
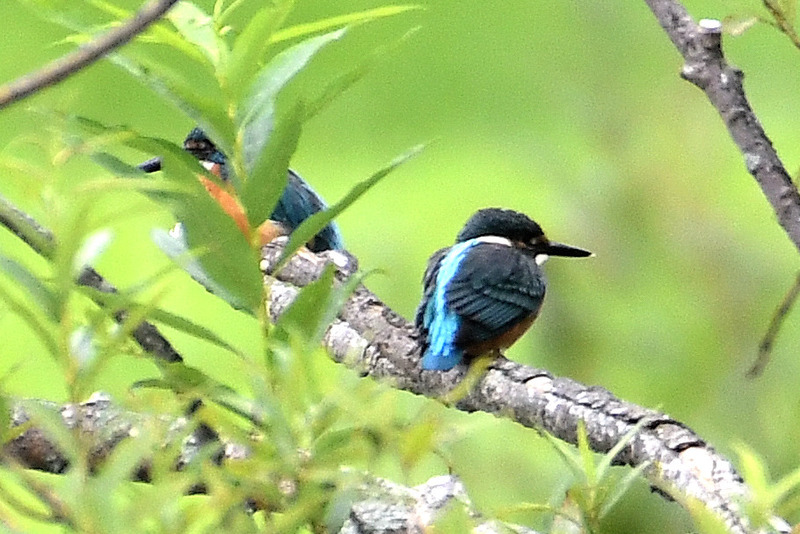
2, 0, 800, 531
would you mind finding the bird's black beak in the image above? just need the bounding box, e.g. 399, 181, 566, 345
138, 157, 162, 173
544, 241, 593, 258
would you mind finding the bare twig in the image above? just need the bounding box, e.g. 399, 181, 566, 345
749, 271, 800, 377
0, 0, 179, 110
0, 193, 182, 362
644, 0, 800, 254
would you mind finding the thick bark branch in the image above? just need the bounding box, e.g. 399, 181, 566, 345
0, 217, 789, 531
0, 0, 179, 109
260, 240, 789, 534
644, 0, 800, 253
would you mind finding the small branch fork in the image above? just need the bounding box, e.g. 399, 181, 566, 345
643, 0, 800, 253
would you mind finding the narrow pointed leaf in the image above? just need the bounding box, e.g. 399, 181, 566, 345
240, 103, 302, 228
279, 143, 424, 265
72, 229, 113, 277
107, 55, 235, 157
225, 0, 294, 94
0, 255, 57, 320
166, 2, 228, 70
0, 284, 59, 359
146, 305, 247, 359
237, 28, 347, 171
151, 229, 257, 313
595, 417, 649, 482
272, 264, 363, 350
270, 5, 422, 43
599, 461, 650, 519
70, 119, 262, 313
272, 265, 337, 348
84, 284, 246, 358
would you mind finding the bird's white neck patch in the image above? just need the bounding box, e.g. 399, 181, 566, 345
474, 235, 512, 247
535, 254, 549, 266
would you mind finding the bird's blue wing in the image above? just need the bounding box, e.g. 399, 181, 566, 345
416, 244, 469, 370
445, 243, 545, 347
273, 170, 344, 252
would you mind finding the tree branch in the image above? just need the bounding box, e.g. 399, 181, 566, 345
0, 197, 789, 530
0, 0, 179, 110
260, 239, 790, 534
643, 0, 800, 253
4, 395, 537, 533
0, 193, 182, 363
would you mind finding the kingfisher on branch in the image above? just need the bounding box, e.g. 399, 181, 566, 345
138, 128, 344, 252
416, 208, 591, 371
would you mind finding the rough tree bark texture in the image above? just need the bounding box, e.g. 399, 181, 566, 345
260, 240, 788, 534
4, 239, 789, 532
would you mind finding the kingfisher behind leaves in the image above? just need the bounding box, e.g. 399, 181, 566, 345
415, 208, 591, 371
138, 128, 344, 252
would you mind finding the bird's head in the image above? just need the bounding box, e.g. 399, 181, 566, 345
183, 128, 226, 166
457, 208, 592, 262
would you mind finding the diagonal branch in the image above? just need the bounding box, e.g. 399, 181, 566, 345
643, 0, 800, 254
0, 193, 182, 363
260, 239, 789, 534
0, 0, 179, 110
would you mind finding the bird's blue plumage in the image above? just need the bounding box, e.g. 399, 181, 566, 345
274, 170, 345, 252
416, 208, 591, 372
149, 128, 344, 252
420, 239, 478, 370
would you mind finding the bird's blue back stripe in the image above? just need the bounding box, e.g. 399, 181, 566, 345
422, 239, 479, 370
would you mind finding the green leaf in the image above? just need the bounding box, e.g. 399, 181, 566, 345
84, 283, 246, 359
151, 229, 259, 314
136, 361, 231, 396
70, 119, 262, 313
576, 420, 596, 486
239, 103, 302, 228
236, 28, 347, 171
279, 143, 425, 266
0, 255, 57, 320
270, 5, 422, 43
543, 430, 585, 478
686, 497, 732, 534
166, 2, 229, 70
94, 427, 159, 495
106, 55, 235, 157
594, 416, 649, 482
90, 152, 152, 177
146, 304, 247, 359
599, 461, 649, 519
224, 0, 294, 94
723, 15, 760, 36
272, 264, 337, 349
